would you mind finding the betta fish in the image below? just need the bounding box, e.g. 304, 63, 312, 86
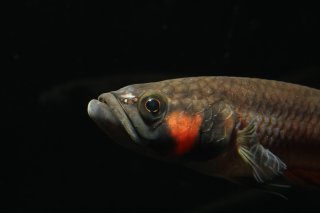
87, 77, 320, 186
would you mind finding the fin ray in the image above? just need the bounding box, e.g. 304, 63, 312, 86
237, 120, 287, 182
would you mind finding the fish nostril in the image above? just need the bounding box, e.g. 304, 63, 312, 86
98, 96, 106, 103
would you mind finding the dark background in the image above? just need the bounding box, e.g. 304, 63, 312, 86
5, 1, 320, 212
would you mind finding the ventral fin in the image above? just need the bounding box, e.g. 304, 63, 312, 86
236, 120, 287, 183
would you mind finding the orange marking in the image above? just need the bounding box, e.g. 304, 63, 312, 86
166, 112, 203, 155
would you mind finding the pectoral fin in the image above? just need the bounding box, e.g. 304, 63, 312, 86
236, 120, 287, 182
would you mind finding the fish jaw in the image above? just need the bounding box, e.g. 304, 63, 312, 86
87, 93, 141, 145
88, 99, 120, 134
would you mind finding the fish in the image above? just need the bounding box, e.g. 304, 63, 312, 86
87, 76, 320, 186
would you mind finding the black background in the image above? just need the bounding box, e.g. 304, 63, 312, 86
5, 1, 320, 212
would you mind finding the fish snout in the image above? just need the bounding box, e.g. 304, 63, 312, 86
97, 93, 112, 105
88, 92, 141, 144
87, 98, 121, 135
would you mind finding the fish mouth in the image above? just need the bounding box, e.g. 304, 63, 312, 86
87, 93, 141, 144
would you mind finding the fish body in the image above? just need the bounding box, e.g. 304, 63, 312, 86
88, 76, 320, 185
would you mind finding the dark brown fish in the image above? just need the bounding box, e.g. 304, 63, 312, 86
87, 76, 320, 185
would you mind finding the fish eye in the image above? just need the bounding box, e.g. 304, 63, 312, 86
145, 98, 160, 114
138, 92, 167, 124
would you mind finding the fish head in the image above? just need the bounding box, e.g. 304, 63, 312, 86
88, 78, 235, 159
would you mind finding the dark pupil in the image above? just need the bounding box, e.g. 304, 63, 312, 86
145, 98, 160, 113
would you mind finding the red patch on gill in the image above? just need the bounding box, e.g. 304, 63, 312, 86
166, 111, 203, 155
